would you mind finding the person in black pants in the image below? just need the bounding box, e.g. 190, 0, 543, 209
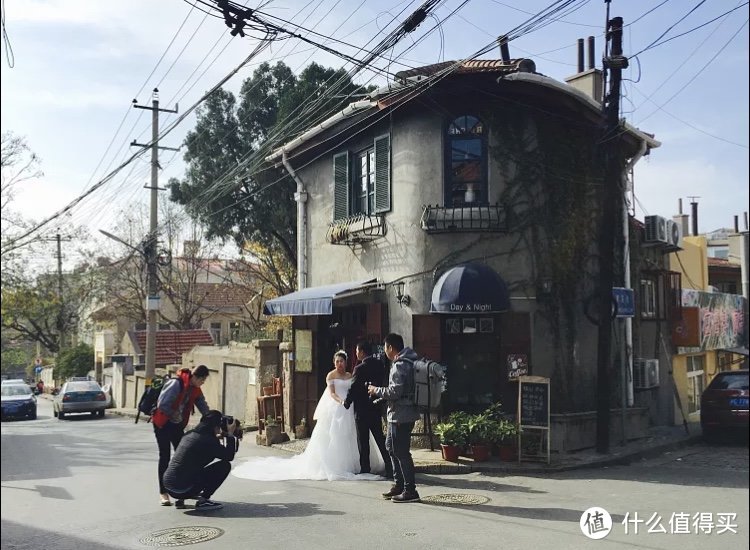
344, 341, 392, 478
163, 410, 239, 511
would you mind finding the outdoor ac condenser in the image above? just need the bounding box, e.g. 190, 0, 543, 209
633, 359, 660, 389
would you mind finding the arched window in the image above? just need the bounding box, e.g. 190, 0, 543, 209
445, 115, 486, 206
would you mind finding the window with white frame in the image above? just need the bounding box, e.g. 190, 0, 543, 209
686, 355, 705, 414
332, 135, 391, 221
640, 279, 656, 318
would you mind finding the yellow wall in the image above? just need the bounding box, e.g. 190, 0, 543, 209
669, 236, 708, 290
668, 236, 744, 426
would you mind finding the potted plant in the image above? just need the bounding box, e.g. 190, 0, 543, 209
264, 415, 283, 446
494, 419, 520, 461
434, 422, 466, 462
467, 413, 493, 462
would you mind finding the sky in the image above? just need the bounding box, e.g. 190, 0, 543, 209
1, 0, 748, 270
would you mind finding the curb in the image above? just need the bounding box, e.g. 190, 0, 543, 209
414, 434, 701, 475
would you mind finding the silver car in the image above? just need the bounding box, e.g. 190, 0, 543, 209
53, 380, 108, 419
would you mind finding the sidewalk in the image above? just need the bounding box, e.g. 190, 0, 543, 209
102, 400, 700, 474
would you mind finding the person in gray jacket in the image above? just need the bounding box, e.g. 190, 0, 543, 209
367, 333, 421, 503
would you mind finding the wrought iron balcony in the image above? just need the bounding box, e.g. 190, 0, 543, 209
420, 204, 507, 233
326, 213, 387, 245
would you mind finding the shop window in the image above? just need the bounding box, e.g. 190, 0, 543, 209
686, 355, 705, 414
446, 319, 461, 334
462, 318, 477, 333
479, 318, 494, 333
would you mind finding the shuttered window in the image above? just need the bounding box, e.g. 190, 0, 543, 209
374, 134, 391, 213
332, 134, 391, 221
333, 151, 349, 221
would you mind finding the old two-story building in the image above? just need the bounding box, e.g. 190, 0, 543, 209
262, 54, 669, 452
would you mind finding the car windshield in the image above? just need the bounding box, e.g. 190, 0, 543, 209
709, 373, 749, 391
2, 385, 32, 397
65, 381, 101, 392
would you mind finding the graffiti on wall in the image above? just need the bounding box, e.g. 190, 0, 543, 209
681, 290, 747, 351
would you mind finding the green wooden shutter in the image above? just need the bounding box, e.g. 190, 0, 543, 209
333, 151, 349, 221
374, 134, 391, 214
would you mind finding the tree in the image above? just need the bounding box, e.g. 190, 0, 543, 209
54, 343, 94, 380
169, 61, 372, 296
1, 266, 100, 354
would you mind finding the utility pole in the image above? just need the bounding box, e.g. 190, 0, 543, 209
595, 12, 628, 454
131, 88, 178, 388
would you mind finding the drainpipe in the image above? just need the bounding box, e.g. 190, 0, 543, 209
623, 139, 649, 408
282, 150, 307, 290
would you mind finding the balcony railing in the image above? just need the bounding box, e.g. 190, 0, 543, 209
420, 204, 507, 233
326, 213, 387, 245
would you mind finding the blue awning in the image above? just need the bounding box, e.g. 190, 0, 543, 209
263, 279, 378, 316
430, 262, 510, 314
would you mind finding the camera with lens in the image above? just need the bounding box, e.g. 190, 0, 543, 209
220, 414, 243, 440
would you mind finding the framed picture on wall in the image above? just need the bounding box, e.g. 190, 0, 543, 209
479, 318, 494, 333
446, 319, 461, 334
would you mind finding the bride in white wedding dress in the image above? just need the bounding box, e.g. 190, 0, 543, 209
231, 351, 386, 481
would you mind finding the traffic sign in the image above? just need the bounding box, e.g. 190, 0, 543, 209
612, 287, 635, 318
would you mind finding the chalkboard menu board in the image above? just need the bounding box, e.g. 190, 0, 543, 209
518, 377, 549, 428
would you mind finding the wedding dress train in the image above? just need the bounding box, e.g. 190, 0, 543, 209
231, 378, 386, 481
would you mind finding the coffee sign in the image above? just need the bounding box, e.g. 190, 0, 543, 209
507, 354, 529, 380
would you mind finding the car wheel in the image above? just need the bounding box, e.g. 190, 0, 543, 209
29, 410, 37, 420
58, 411, 65, 420
98, 409, 105, 418
90, 411, 97, 418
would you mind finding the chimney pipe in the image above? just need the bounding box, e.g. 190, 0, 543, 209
678, 198, 683, 215
691, 201, 699, 236
587, 36, 595, 70
498, 35, 510, 62
577, 38, 584, 72
745, 211, 749, 230
735, 215, 740, 233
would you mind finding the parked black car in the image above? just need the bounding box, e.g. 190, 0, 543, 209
1, 384, 37, 420
700, 369, 749, 439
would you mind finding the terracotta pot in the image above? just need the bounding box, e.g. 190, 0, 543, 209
471, 444, 491, 462
498, 444, 517, 462
440, 444, 461, 462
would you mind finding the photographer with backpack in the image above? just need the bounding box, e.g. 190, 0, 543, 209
152, 365, 211, 507
367, 333, 421, 503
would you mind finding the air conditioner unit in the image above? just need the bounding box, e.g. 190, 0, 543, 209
665, 219, 683, 249
644, 215, 668, 244
633, 359, 660, 389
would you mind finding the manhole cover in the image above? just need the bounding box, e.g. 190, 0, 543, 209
420, 493, 490, 506
140, 526, 224, 547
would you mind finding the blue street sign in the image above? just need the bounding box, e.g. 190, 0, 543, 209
612, 287, 635, 318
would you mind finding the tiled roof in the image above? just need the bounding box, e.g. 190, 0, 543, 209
708, 257, 740, 268
193, 283, 256, 309
394, 58, 536, 82
129, 329, 214, 366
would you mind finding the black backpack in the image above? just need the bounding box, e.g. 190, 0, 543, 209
135, 376, 171, 423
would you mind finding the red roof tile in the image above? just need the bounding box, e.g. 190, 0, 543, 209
130, 329, 214, 366
395, 58, 536, 82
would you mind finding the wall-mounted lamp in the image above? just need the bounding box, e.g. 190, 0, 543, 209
394, 281, 411, 307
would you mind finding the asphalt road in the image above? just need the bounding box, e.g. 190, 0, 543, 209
2, 398, 748, 550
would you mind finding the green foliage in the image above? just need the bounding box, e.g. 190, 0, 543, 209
54, 343, 94, 380
169, 61, 373, 296
433, 422, 466, 447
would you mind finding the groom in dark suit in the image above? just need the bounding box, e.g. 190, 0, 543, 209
344, 341, 392, 478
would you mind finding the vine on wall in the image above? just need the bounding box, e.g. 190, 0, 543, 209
486, 105, 606, 412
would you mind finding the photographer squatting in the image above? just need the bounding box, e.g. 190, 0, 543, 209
163, 410, 243, 510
